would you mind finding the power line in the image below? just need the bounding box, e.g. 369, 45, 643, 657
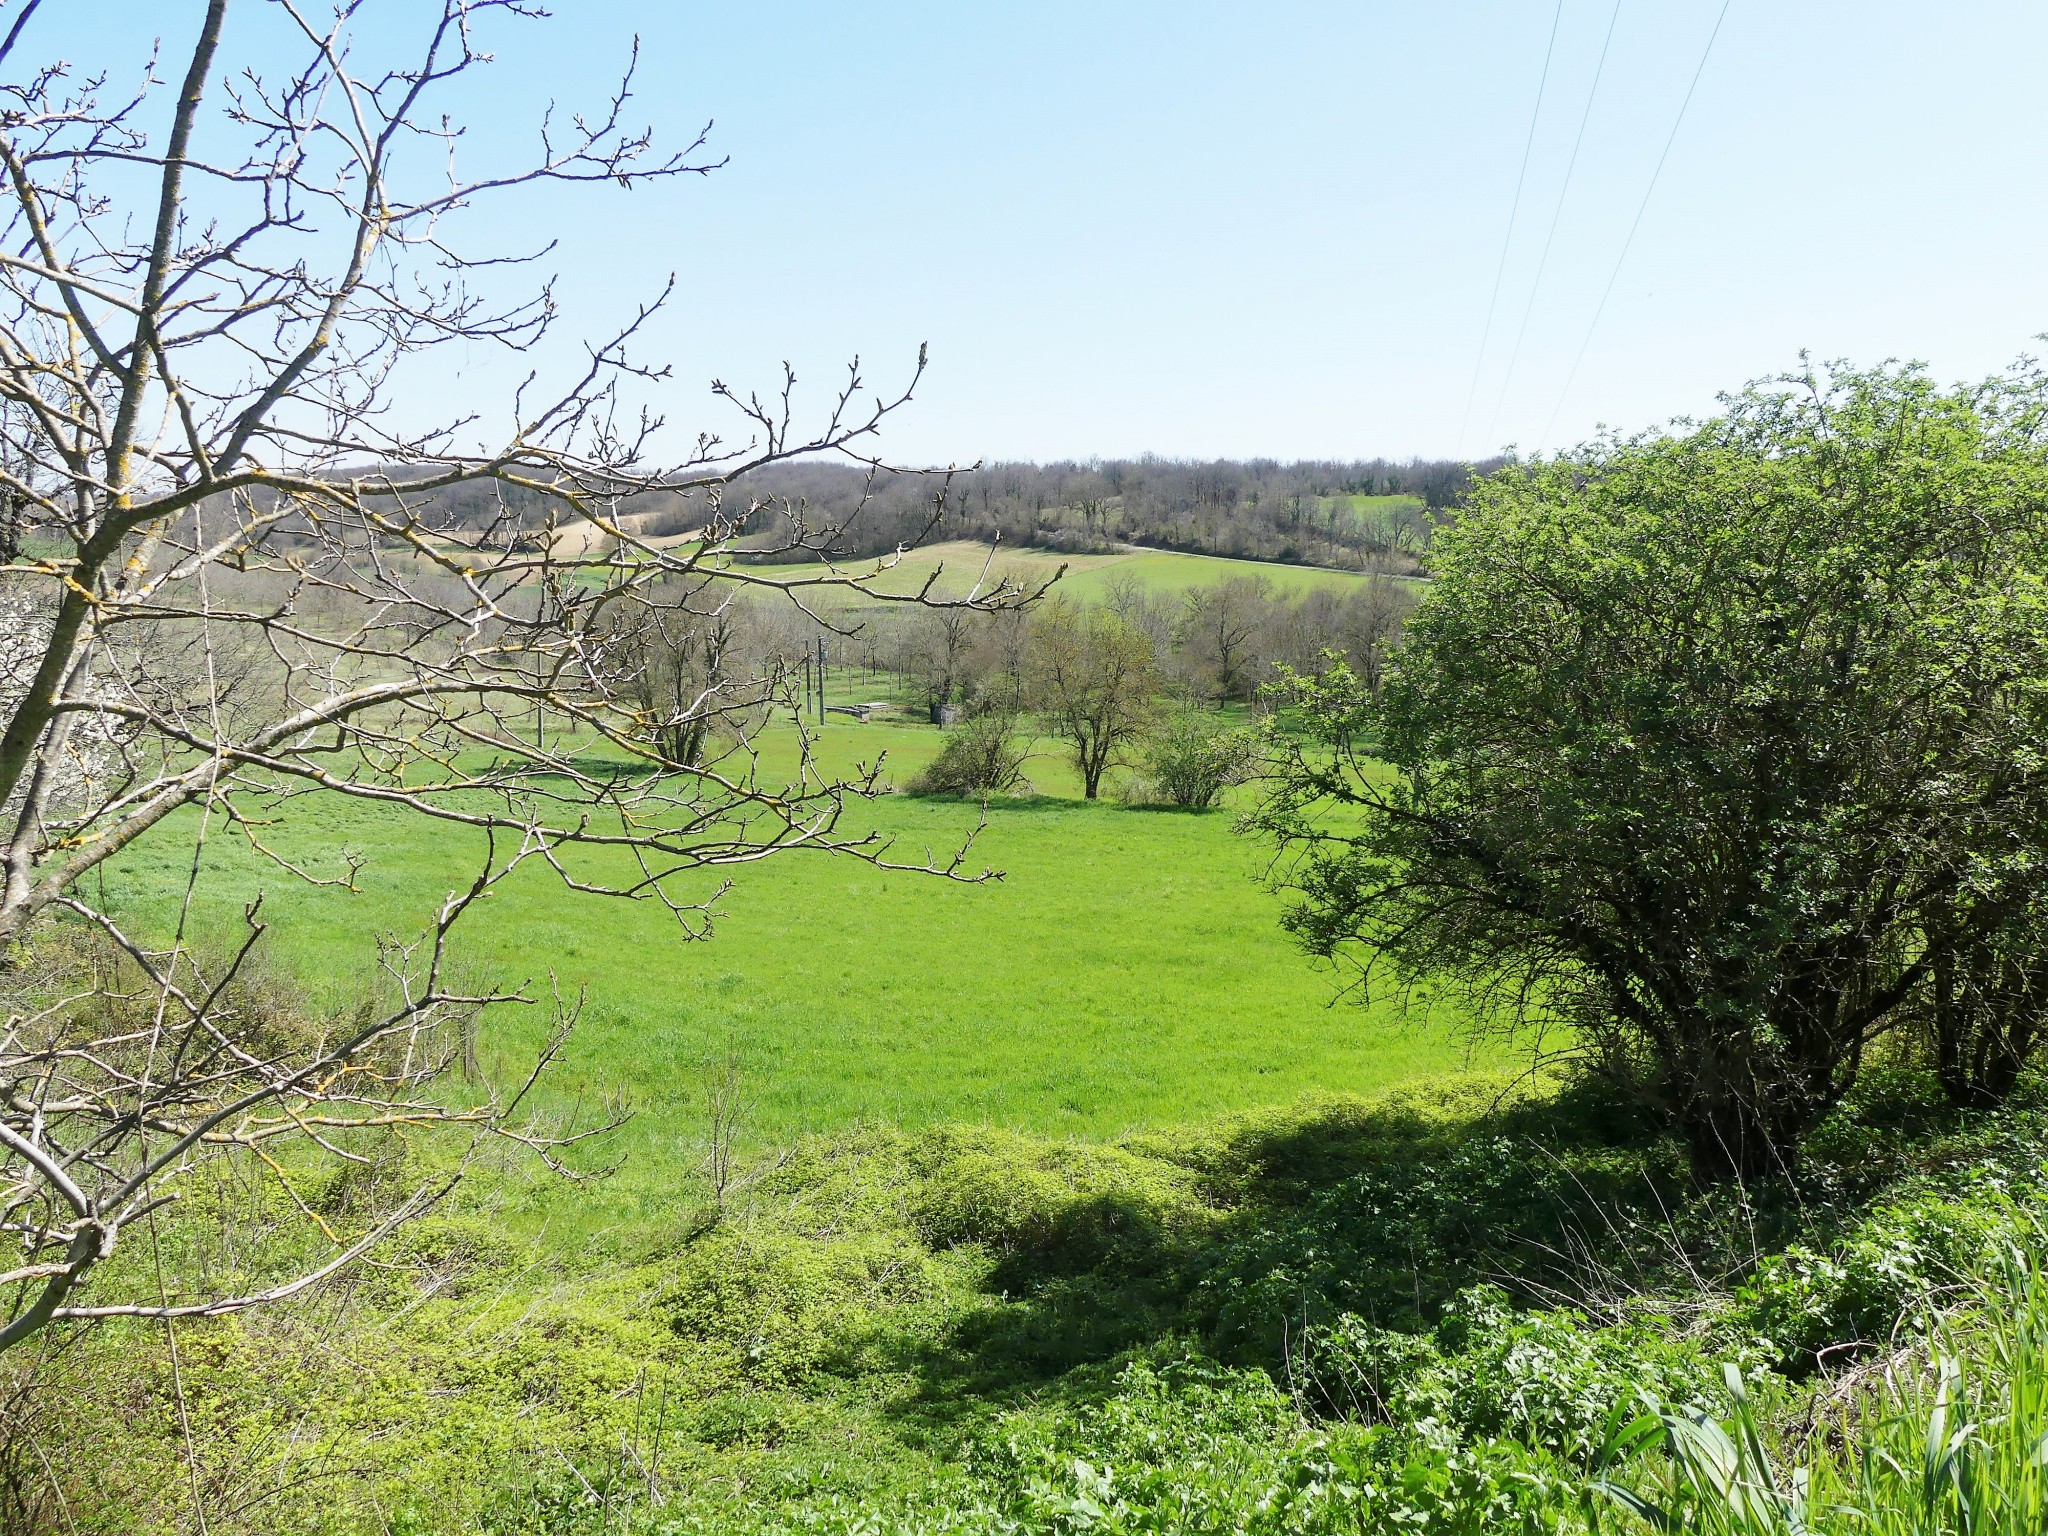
1542, 0, 1734, 449
1486, 0, 1625, 446
1455, 0, 1567, 456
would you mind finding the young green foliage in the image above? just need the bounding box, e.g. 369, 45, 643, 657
1134, 708, 1265, 809
1255, 358, 2048, 1178
1025, 600, 1160, 799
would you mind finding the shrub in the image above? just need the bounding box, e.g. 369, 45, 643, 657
1730, 1179, 2026, 1373
1190, 1128, 1664, 1355
1302, 1286, 1735, 1461
1253, 360, 2048, 1180
908, 1125, 1214, 1277
966, 1349, 1582, 1536
1594, 1244, 2048, 1536
1129, 708, 1262, 808
906, 713, 1031, 796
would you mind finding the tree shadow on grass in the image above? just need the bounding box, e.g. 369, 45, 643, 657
873, 1063, 2001, 1445
895, 792, 1081, 811
866, 1076, 1695, 1435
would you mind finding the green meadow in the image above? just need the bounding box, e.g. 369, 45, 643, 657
98, 718, 1464, 1238
710, 538, 1415, 604
1053, 545, 1414, 600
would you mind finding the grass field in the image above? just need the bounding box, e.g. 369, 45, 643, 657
737, 539, 1415, 605
98, 719, 1465, 1238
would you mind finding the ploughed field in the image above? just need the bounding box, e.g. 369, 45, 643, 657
99, 718, 1463, 1240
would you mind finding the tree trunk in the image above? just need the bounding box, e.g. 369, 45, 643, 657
1678, 1092, 1805, 1182
1671, 1027, 1842, 1182
1932, 948, 2045, 1110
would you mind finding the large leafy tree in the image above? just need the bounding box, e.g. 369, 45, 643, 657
1254, 361, 2048, 1178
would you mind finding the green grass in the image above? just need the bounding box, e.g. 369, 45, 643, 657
98, 718, 1464, 1238
732, 539, 1412, 605
1053, 547, 1410, 600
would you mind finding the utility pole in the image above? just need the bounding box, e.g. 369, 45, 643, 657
815, 635, 827, 723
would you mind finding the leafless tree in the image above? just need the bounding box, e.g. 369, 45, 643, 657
1339, 571, 1422, 697
1178, 576, 1274, 704
1100, 572, 1174, 664
599, 582, 783, 768
894, 605, 981, 722
943, 598, 1024, 718
1268, 577, 1418, 697
696, 1045, 750, 1216
1026, 599, 1157, 799
0, 0, 1035, 1356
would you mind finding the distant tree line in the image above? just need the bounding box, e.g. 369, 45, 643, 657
604, 569, 1417, 801
883, 572, 1417, 724
374, 456, 1500, 572
723, 457, 1491, 569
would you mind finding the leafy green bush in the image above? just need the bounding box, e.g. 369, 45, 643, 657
1255, 361, 2048, 1179
661, 1224, 948, 1390
1191, 1130, 1660, 1353
909, 1125, 1215, 1277
1127, 708, 1262, 808
906, 713, 1031, 796
964, 1348, 1582, 1536
1302, 1285, 1739, 1461
1731, 1178, 2030, 1374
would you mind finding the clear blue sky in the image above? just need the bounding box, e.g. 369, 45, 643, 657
58, 3, 2048, 464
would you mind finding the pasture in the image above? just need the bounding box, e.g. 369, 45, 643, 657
98, 718, 1464, 1239
722, 539, 1415, 605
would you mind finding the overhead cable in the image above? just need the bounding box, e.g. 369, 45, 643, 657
1455, 0, 1567, 456
1486, 0, 1625, 445
1542, 0, 1735, 448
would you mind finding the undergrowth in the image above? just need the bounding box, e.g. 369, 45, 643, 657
10, 1068, 2047, 1534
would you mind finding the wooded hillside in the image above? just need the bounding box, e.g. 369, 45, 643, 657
389, 456, 1495, 570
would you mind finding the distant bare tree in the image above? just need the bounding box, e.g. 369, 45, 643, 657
1178, 576, 1275, 703
1026, 600, 1157, 799
1270, 576, 1419, 698
1340, 573, 1422, 697
965, 602, 1032, 716
1100, 573, 1175, 663
895, 606, 981, 722
601, 584, 781, 767
0, 0, 1033, 1356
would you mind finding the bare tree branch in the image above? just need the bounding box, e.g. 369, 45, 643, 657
0, 0, 1042, 1356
